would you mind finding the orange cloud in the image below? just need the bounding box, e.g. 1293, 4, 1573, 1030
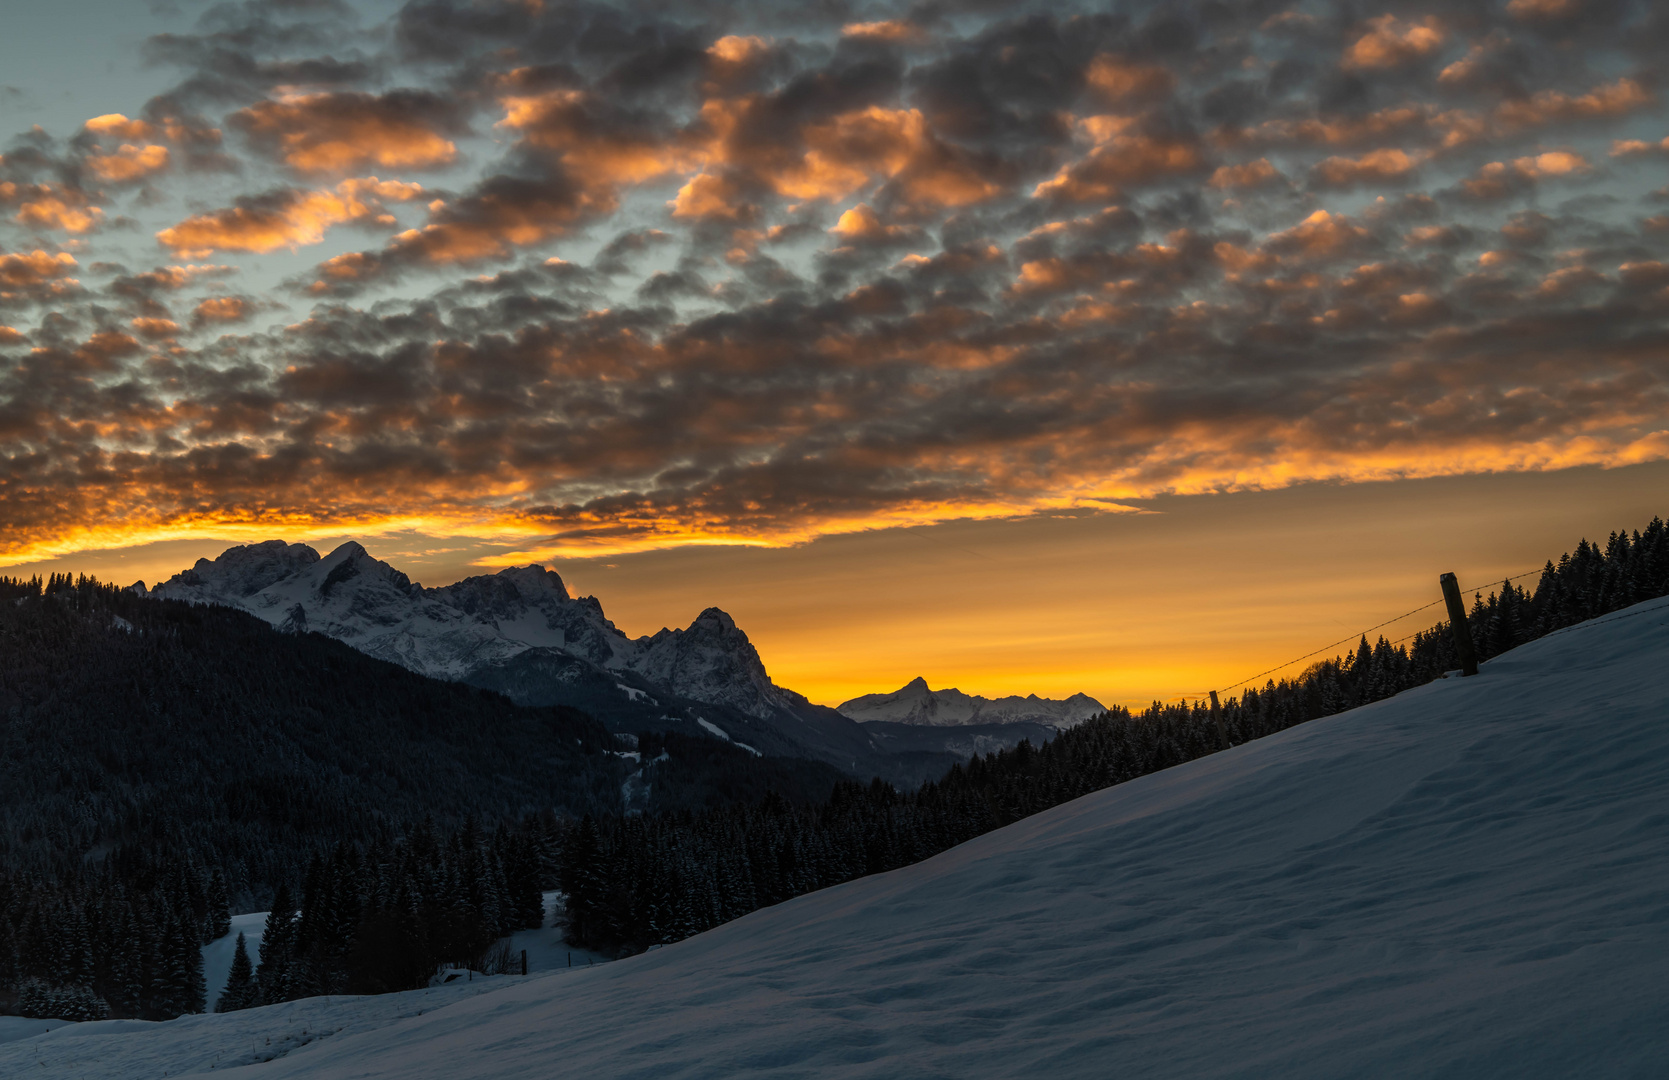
708, 34, 771, 65
500, 90, 691, 188
0, 250, 78, 288
1463, 150, 1590, 198
1034, 121, 1204, 201
374, 177, 613, 268
693, 103, 1005, 210
1265, 210, 1371, 257
669, 173, 744, 221
841, 20, 927, 44
232, 92, 461, 175
85, 143, 170, 183
130, 317, 180, 339
1513, 150, 1589, 177
828, 203, 919, 243
1311, 147, 1425, 187
73, 329, 142, 367
1404, 225, 1459, 247
1342, 15, 1446, 71
1084, 56, 1175, 103
780, 106, 923, 200
192, 297, 251, 324
1612, 136, 1669, 157
1506, 0, 1583, 18
1495, 78, 1651, 129
312, 251, 384, 283
10, 186, 103, 233
84, 113, 155, 140
157, 178, 424, 256
1209, 158, 1282, 189
1246, 105, 1434, 149
1214, 242, 1277, 279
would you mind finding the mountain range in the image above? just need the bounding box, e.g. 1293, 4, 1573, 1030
137, 541, 1108, 781
836, 677, 1105, 729
137, 541, 952, 783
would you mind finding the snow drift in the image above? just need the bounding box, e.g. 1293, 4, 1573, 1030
9, 596, 1669, 1078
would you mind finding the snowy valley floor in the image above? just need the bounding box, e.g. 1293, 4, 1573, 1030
6, 597, 1669, 1078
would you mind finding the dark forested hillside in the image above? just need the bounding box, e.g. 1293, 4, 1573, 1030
0, 577, 852, 1020
0, 577, 625, 894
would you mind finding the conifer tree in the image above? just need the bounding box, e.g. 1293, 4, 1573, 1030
256, 884, 296, 1005
174, 907, 207, 1016
216, 933, 257, 1013
207, 870, 232, 941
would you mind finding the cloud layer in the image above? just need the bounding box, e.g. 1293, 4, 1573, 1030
3, 0, 1669, 564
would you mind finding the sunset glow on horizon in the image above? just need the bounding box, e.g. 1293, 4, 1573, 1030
4, 0, 1668, 707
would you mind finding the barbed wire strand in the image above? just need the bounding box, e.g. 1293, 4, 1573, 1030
1199, 564, 1555, 699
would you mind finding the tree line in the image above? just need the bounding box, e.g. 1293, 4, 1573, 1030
217, 814, 554, 1009
555, 519, 1669, 955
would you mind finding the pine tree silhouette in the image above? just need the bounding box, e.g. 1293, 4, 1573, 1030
216, 933, 256, 1013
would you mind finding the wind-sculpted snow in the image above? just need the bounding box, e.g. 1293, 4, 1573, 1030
839, 676, 1106, 728
12, 597, 1669, 1078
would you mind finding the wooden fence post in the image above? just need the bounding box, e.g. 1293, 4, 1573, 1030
1439, 572, 1480, 677
1208, 690, 1230, 751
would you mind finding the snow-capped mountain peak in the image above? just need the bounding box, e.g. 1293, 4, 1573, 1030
145, 541, 821, 728
630, 606, 788, 718
837, 678, 1105, 729
166, 539, 320, 599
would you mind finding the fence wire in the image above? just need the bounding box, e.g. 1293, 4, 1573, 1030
1204, 564, 1553, 698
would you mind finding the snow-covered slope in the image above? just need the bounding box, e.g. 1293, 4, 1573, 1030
11, 596, 1669, 1078
838, 676, 1105, 728
143, 541, 895, 776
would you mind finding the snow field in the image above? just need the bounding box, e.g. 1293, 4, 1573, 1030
7, 596, 1669, 1078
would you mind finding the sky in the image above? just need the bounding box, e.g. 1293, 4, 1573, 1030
2, 0, 1667, 707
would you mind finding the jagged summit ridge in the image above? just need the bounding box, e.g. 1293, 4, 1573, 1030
144, 540, 789, 720
837, 677, 1105, 729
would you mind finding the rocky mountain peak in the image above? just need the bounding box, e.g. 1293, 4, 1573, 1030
495, 564, 571, 601
148, 539, 808, 723
837, 678, 1107, 729
689, 607, 740, 635
319, 541, 417, 597
174, 540, 321, 598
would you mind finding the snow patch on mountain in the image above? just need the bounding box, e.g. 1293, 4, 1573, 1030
837, 676, 1105, 728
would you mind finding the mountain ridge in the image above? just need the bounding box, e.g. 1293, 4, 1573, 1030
837, 676, 1105, 729
139, 540, 947, 784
